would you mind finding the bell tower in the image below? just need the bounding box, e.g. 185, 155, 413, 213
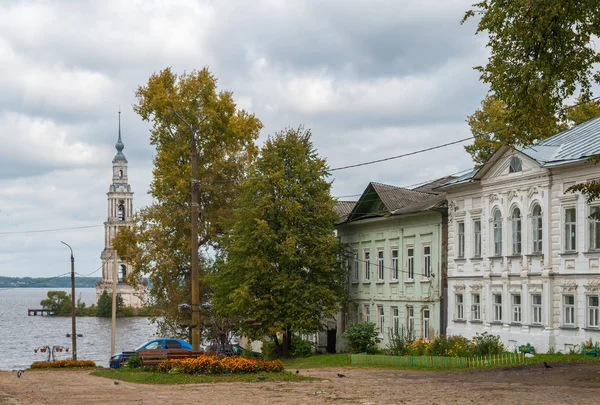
96, 110, 145, 308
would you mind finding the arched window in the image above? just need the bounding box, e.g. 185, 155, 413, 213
511, 207, 522, 254
118, 204, 125, 221
493, 209, 503, 256
118, 264, 127, 283
509, 156, 522, 173
119, 169, 123, 179
532, 204, 542, 253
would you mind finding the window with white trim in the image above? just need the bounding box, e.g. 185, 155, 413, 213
473, 219, 482, 257
532, 294, 542, 324
512, 294, 522, 323
391, 249, 399, 281
392, 307, 399, 334
564, 208, 577, 251
471, 293, 481, 321
377, 250, 384, 280
511, 208, 522, 254
589, 206, 600, 251
363, 304, 371, 323
457, 221, 465, 258
353, 252, 359, 281
455, 294, 464, 320
493, 294, 502, 322
563, 295, 575, 326
423, 308, 430, 339
378, 306, 385, 334
493, 209, 502, 256
364, 250, 370, 281
509, 156, 522, 173
407, 306, 414, 334
423, 245, 431, 278
588, 295, 599, 328
532, 204, 542, 253
406, 247, 414, 280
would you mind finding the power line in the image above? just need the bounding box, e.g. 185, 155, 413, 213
0, 272, 71, 292
75, 265, 103, 277
0, 224, 103, 235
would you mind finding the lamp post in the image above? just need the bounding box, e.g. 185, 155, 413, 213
61, 241, 77, 360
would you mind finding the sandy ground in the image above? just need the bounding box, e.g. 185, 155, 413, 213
1, 362, 599, 404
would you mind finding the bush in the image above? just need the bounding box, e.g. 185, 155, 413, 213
126, 352, 142, 368
157, 354, 284, 375
292, 338, 313, 358
261, 339, 277, 360
471, 332, 504, 356
341, 322, 381, 354
31, 360, 96, 369
386, 326, 414, 356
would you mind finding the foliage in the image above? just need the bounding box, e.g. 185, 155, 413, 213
386, 326, 415, 356
471, 332, 504, 356
581, 338, 599, 351
40, 291, 71, 315
126, 352, 142, 369
292, 339, 313, 358
341, 322, 381, 354
112, 67, 262, 337
30, 360, 96, 369
156, 354, 284, 375
212, 126, 348, 357
462, 0, 600, 148
96, 290, 125, 317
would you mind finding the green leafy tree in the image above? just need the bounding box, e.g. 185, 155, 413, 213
40, 291, 71, 315
96, 290, 125, 317
212, 126, 348, 357
112, 67, 262, 338
341, 322, 381, 354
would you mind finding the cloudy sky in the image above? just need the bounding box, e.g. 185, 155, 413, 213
0, 0, 489, 278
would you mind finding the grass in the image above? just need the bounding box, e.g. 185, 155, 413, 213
283, 353, 351, 369
91, 368, 315, 384
523, 353, 600, 365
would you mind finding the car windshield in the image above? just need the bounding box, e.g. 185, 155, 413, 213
138, 341, 160, 350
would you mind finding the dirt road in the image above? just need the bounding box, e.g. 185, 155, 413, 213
1, 362, 598, 404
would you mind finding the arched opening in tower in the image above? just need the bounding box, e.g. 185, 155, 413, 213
118, 204, 125, 221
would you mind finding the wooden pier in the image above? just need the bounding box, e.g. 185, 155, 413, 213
28, 308, 55, 316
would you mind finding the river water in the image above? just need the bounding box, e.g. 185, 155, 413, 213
0, 288, 158, 370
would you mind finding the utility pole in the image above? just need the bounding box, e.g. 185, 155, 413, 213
61, 241, 77, 360
190, 129, 200, 352
111, 250, 118, 355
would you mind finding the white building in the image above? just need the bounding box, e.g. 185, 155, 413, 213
440, 117, 600, 353
95, 112, 146, 308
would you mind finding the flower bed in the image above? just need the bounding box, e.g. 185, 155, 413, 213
157, 354, 284, 375
31, 360, 96, 369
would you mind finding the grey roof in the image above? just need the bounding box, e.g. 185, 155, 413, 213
412, 175, 458, 194
334, 201, 357, 224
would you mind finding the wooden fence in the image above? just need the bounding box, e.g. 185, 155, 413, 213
350, 352, 525, 369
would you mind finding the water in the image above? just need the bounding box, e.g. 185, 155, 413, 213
0, 288, 158, 370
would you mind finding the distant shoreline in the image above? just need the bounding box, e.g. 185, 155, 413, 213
0, 276, 101, 289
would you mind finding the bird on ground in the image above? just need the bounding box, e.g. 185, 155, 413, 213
295, 370, 299, 374
544, 362, 553, 369
257, 376, 266, 381
66, 333, 71, 338
114, 380, 119, 385
77, 333, 83, 337
337, 373, 346, 378
16, 370, 24, 378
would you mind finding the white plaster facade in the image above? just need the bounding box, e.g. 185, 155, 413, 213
95, 114, 146, 308
443, 127, 600, 353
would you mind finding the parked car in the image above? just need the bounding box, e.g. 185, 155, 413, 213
204, 343, 262, 358
109, 338, 192, 368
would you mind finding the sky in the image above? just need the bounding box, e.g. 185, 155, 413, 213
0, 0, 490, 278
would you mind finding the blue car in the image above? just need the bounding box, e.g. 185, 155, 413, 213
109, 338, 192, 368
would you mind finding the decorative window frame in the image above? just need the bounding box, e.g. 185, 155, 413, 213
390, 247, 399, 281
405, 245, 415, 282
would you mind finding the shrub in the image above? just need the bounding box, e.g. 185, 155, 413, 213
31, 360, 96, 369
157, 354, 284, 375
261, 339, 277, 360
471, 332, 504, 356
292, 338, 313, 358
386, 326, 414, 356
341, 322, 381, 354
126, 352, 142, 368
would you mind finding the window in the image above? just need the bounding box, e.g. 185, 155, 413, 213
423, 309, 430, 339
377, 250, 384, 280
455, 294, 464, 320
564, 208, 577, 251
118, 204, 125, 221
588, 296, 599, 328
532, 294, 542, 324
457, 222, 465, 258
407, 247, 414, 280
363, 304, 371, 323
532, 204, 542, 253
473, 219, 482, 257
391, 249, 399, 281
378, 306, 385, 334
563, 295, 575, 326
364, 251, 370, 280
353, 253, 359, 280
165, 340, 182, 349
471, 293, 481, 321
509, 156, 522, 173
392, 307, 399, 334
493, 294, 502, 322
423, 245, 431, 278
589, 206, 600, 251
493, 209, 502, 256
512, 294, 522, 323
119, 169, 123, 179
511, 208, 522, 254
144, 341, 160, 349
118, 264, 127, 283
407, 306, 414, 334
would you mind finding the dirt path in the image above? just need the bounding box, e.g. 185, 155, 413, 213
1, 362, 598, 404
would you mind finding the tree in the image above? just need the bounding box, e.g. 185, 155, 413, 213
112, 67, 262, 338
462, 1, 600, 147
96, 290, 124, 317
212, 126, 348, 357
40, 291, 71, 315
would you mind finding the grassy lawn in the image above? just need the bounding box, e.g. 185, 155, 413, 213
283, 353, 351, 369
522, 353, 600, 365
91, 368, 315, 384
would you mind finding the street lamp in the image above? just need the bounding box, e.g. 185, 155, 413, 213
61, 241, 77, 360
